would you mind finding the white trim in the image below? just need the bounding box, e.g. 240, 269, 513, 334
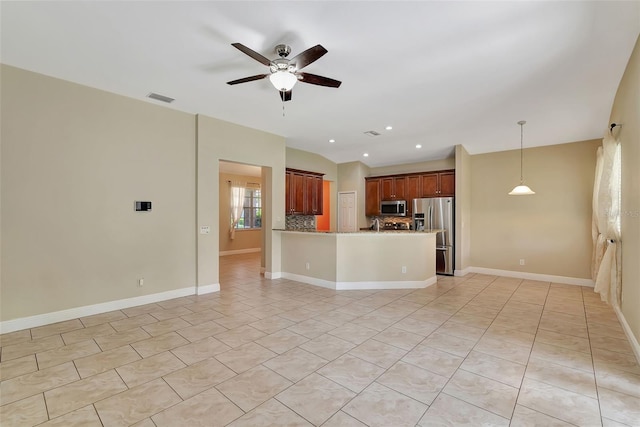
197, 283, 220, 295
466, 267, 594, 287
614, 305, 640, 365
281, 272, 437, 291
454, 267, 471, 277
220, 248, 261, 256
265, 271, 282, 279
336, 276, 438, 291
0, 286, 197, 334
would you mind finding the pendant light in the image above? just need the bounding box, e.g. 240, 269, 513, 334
509, 120, 536, 195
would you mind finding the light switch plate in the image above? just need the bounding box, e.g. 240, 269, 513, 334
200, 226, 210, 234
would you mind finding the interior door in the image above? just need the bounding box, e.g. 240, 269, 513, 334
338, 191, 357, 232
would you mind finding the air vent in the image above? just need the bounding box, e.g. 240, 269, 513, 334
364, 130, 381, 137
146, 92, 175, 103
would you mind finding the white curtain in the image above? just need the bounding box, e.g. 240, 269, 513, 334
592, 132, 622, 306
229, 182, 246, 240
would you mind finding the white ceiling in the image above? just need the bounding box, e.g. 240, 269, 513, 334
1, 1, 638, 167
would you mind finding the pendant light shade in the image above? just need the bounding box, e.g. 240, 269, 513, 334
509, 120, 535, 195
269, 71, 297, 92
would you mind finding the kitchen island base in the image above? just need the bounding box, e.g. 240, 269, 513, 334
275, 231, 437, 291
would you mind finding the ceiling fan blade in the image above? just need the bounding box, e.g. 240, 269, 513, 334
231, 43, 271, 66
298, 72, 342, 88
226, 74, 269, 85
290, 45, 328, 70
279, 90, 292, 102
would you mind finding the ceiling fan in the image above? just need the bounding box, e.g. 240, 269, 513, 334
226, 43, 341, 101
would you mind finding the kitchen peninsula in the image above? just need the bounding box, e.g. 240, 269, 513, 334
274, 230, 437, 290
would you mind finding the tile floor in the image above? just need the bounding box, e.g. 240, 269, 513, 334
1, 252, 639, 426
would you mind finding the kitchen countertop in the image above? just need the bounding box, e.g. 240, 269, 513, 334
273, 228, 443, 234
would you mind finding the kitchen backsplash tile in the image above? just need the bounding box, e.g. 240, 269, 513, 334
286, 215, 316, 230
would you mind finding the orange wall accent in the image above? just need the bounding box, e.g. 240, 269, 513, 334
316, 180, 331, 230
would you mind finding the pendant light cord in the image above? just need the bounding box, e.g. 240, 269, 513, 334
520, 122, 524, 184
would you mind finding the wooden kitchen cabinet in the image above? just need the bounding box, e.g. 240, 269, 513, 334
305, 175, 323, 215
420, 170, 455, 197
380, 177, 406, 201
366, 170, 455, 217
405, 174, 421, 214
286, 168, 324, 215
365, 178, 381, 216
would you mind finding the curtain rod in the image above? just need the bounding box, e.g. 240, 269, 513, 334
226, 180, 260, 185
610, 123, 622, 132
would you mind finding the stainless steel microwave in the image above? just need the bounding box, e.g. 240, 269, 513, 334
380, 200, 407, 216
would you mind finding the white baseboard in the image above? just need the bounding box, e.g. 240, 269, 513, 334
0, 286, 197, 334
219, 248, 261, 256
197, 283, 220, 295
265, 271, 282, 279
454, 267, 471, 277
614, 305, 640, 365
466, 267, 594, 287
280, 272, 438, 291
336, 275, 438, 291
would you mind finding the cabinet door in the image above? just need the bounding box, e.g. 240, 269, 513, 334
291, 173, 306, 214
305, 175, 323, 215
420, 173, 439, 197
314, 176, 324, 215
285, 171, 292, 214
393, 177, 406, 200
365, 178, 381, 216
439, 172, 456, 196
380, 177, 395, 200
405, 175, 420, 214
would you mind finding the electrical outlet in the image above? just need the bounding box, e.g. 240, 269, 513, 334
305, 262, 310, 270
402, 266, 407, 274
138, 278, 144, 287
519, 259, 525, 266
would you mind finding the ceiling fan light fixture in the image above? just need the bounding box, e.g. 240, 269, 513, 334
269, 71, 297, 92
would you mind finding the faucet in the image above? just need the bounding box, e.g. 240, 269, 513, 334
372, 218, 380, 232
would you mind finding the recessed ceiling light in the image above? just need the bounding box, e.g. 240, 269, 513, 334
363, 153, 369, 157
416, 144, 422, 149
385, 126, 393, 130
329, 139, 335, 143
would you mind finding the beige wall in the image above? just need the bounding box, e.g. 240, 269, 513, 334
337, 161, 371, 229
196, 115, 286, 288
370, 158, 455, 176
286, 147, 338, 231
470, 140, 600, 279
455, 145, 472, 272
219, 172, 262, 253
609, 35, 640, 343
336, 234, 435, 283
280, 233, 337, 282
1, 65, 196, 321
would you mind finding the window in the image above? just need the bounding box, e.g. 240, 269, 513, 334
235, 188, 261, 229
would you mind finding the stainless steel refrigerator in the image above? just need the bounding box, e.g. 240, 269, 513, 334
413, 197, 454, 275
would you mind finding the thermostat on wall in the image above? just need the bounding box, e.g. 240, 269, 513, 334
135, 201, 152, 212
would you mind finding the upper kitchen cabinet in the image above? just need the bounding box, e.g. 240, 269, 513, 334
405, 175, 421, 214
305, 174, 323, 215
420, 170, 455, 197
286, 168, 324, 215
380, 176, 406, 201
365, 178, 381, 216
